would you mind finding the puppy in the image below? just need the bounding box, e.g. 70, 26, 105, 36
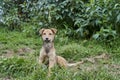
38, 28, 83, 75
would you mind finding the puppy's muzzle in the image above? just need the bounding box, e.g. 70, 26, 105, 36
44, 38, 50, 43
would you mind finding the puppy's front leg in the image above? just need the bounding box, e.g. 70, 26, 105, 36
39, 55, 44, 65
39, 49, 45, 65
48, 56, 56, 76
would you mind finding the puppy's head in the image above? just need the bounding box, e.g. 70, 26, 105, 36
39, 28, 57, 43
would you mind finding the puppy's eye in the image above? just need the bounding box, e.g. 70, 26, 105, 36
43, 33, 46, 35
49, 33, 52, 35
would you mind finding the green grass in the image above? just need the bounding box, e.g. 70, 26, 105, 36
0, 27, 120, 80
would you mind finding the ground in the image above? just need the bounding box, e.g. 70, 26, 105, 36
0, 27, 120, 80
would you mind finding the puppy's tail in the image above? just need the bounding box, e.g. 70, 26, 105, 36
56, 56, 83, 68
67, 61, 84, 67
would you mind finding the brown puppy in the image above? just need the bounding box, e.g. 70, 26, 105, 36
38, 28, 83, 76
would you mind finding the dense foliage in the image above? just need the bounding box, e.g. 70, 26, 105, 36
0, 0, 120, 41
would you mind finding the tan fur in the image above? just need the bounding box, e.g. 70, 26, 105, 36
38, 28, 83, 76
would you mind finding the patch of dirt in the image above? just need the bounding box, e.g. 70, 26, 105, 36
77, 53, 120, 77
81, 53, 110, 63
0, 47, 35, 58
0, 73, 12, 80
0, 76, 12, 80
109, 64, 120, 76
0, 50, 14, 58
17, 47, 35, 56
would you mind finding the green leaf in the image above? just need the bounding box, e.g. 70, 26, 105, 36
116, 14, 120, 23
92, 33, 100, 39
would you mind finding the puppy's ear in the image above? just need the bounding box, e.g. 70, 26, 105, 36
39, 28, 45, 35
50, 28, 57, 34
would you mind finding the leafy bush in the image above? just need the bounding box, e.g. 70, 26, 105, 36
1, 0, 120, 41
35, 0, 120, 40
1, 0, 38, 30
1, 0, 21, 30
93, 27, 117, 41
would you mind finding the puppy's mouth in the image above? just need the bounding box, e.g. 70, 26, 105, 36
44, 39, 51, 43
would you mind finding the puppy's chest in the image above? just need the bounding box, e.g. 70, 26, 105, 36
44, 44, 52, 54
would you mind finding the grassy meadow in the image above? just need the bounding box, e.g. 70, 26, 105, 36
0, 27, 120, 80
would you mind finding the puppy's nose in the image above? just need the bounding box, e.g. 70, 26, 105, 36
46, 38, 48, 40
